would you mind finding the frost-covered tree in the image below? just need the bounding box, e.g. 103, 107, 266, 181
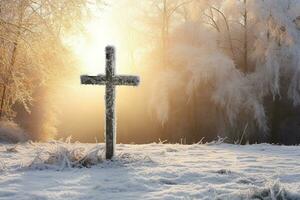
0, 0, 93, 139
0, 0, 90, 120
150, 0, 300, 143
118, 0, 197, 141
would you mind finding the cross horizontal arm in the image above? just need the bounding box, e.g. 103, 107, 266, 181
113, 75, 140, 86
81, 75, 106, 85
81, 75, 140, 86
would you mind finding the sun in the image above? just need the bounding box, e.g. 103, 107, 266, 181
65, 9, 122, 75
64, 2, 141, 78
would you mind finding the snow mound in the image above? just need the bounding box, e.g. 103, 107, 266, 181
0, 121, 28, 143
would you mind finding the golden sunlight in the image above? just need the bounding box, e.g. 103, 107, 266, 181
56, 3, 145, 142
66, 8, 123, 75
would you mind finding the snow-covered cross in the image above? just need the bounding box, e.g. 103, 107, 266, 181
80, 46, 140, 159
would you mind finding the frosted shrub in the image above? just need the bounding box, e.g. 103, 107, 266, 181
29, 141, 105, 170
0, 121, 28, 143
248, 182, 300, 200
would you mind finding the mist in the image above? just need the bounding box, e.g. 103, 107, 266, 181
1, 0, 300, 145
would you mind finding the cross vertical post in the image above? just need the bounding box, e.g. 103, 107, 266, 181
105, 46, 116, 160
80, 46, 140, 160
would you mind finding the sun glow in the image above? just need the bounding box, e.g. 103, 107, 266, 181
57, 4, 146, 142
66, 7, 124, 75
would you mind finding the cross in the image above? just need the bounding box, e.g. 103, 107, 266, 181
80, 46, 140, 159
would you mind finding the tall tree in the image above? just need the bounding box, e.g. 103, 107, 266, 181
0, 0, 90, 120
151, 0, 300, 142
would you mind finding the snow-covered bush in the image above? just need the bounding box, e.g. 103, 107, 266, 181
247, 182, 300, 200
0, 121, 28, 143
28, 140, 154, 170
29, 140, 105, 170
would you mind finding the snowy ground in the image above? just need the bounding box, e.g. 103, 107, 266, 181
1, 142, 300, 200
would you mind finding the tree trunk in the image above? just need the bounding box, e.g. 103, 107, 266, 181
161, 0, 169, 68
0, 85, 6, 119
243, 0, 248, 73
0, 42, 18, 120
0, 2, 24, 120
270, 95, 280, 143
